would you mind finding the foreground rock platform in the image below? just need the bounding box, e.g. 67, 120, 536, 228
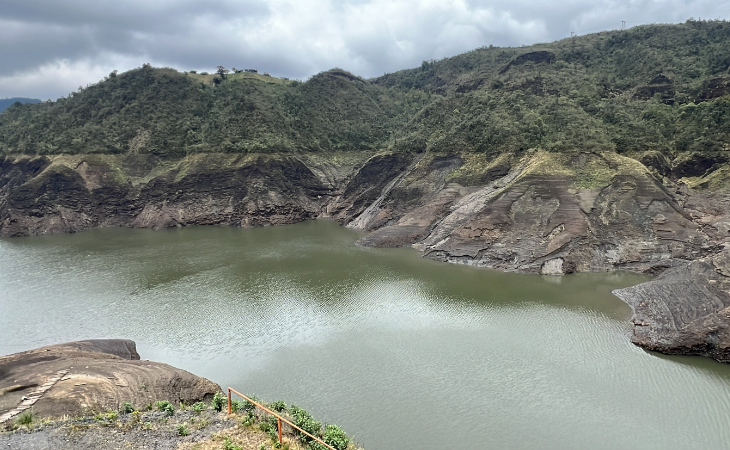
0, 339, 221, 422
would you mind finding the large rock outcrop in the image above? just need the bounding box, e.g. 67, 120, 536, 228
0, 340, 221, 420
613, 251, 730, 362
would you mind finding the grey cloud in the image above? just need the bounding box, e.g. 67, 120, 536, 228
1, 0, 729, 99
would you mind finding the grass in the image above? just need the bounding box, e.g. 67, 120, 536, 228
15, 410, 34, 429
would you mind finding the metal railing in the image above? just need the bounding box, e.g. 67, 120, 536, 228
228, 387, 337, 450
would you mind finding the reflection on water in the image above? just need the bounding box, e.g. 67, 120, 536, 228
1, 220, 729, 450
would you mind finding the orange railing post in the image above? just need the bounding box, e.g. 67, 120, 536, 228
227, 387, 336, 450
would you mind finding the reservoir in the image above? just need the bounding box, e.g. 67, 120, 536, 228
1, 219, 729, 449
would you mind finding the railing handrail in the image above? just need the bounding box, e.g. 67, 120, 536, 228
228, 387, 337, 450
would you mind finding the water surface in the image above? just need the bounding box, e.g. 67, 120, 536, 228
1, 220, 729, 449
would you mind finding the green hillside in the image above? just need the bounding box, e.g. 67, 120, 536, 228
1, 19, 729, 183
0, 97, 41, 113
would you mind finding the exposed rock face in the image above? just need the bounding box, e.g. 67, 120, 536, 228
0, 154, 329, 237
613, 251, 730, 362
344, 151, 716, 275
0, 340, 221, 419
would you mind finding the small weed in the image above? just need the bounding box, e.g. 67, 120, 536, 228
177, 423, 190, 436
15, 410, 34, 429
258, 443, 266, 450
195, 418, 210, 430
155, 400, 175, 416
145, 402, 153, 411
93, 413, 105, 422
121, 402, 134, 414
131, 410, 141, 425
211, 392, 226, 412
106, 411, 118, 421
154, 400, 171, 411
192, 401, 206, 413
230, 399, 245, 413
223, 437, 243, 450
143, 421, 152, 429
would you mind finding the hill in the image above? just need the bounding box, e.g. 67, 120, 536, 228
0, 98, 41, 113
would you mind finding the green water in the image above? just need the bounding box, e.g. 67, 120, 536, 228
1, 220, 729, 449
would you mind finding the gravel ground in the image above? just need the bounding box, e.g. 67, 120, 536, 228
0, 408, 256, 450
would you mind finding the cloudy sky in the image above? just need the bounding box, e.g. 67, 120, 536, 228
1, 0, 729, 100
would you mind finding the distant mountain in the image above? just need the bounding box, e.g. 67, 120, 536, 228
0, 97, 42, 113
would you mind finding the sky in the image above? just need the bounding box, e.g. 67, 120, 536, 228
1, 0, 729, 100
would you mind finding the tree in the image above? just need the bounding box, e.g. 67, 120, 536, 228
216, 66, 229, 79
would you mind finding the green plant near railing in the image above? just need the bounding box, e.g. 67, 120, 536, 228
289, 405, 322, 443
269, 400, 287, 412
211, 392, 226, 412
322, 424, 349, 450
241, 395, 259, 414
230, 399, 246, 413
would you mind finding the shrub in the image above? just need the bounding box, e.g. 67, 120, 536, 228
289, 405, 322, 442
242, 395, 259, 414
177, 424, 190, 436
269, 400, 287, 412
154, 400, 172, 411
155, 400, 174, 416
322, 424, 349, 450
121, 402, 134, 414
211, 392, 226, 412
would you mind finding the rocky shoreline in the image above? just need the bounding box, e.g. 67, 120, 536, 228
2, 150, 730, 363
